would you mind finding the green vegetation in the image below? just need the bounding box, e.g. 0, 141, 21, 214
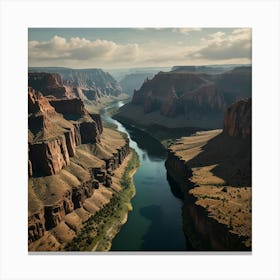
64, 149, 140, 251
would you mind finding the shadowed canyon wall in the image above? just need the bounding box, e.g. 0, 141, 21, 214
165, 98, 252, 250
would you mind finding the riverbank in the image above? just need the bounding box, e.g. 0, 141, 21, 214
64, 149, 140, 251
113, 112, 203, 148
86, 94, 130, 114
165, 130, 251, 250
95, 100, 187, 251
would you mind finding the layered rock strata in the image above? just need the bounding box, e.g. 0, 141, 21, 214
28, 130, 130, 247
165, 99, 252, 250
29, 67, 122, 103
116, 67, 251, 130
28, 87, 103, 176
28, 84, 130, 249
28, 72, 72, 99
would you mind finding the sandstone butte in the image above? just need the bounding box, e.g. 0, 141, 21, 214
166, 98, 252, 250
28, 72, 134, 252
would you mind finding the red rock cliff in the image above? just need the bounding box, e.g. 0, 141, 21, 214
129, 67, 251, 126
223, 98, 251, 139
28, 72, 68, 99
28, 87, 103, 176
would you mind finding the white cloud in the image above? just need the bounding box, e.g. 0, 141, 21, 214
188, 28, 251, 61
29, 36, 140, 67
28, 29, 251, 68
172, 28, 202, 35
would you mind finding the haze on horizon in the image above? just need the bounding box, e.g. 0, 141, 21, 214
28, 28, 252, 69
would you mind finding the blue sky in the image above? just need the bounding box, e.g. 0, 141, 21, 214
28, 28, 251, 69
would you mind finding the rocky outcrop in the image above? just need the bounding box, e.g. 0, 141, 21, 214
29, 120, 100, 176
28, 210, 46, 244
118, 67, 251, 130
132, 72, 209, 116
28, 72, 69, 99
28, 86, 104, 176
28, 87, 57, 115
90, 113, 103, 134
28, 88, 72, 175
182, 193, 249, 250
28, 87, 57, 135
223, 98, 251, 139
29, 67, 122, 102
29, 135, 71, 175
28, 135, 130, 242
103, 138, 130, 171
166, 149, 192, 180
49, 98, 87, 117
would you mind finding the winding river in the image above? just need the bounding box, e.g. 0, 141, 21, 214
101, 101, 189, 251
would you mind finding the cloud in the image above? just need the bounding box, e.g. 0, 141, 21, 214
29, 35, 140, 66
28, 29, 252, 68
188, 28, 251, 61
172, 28, 202, 34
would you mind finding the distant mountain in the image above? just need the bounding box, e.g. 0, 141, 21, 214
119, 72, 155, 96
28, 67, 122, 103
171, 64, 251, 75
115, 66, 251, 130
107, 67, 171, 81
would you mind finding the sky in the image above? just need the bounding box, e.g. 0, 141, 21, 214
28, 28, 252, 69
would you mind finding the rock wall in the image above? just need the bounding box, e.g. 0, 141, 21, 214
28, 87, 104, 176
29, 135, 71, 176
89, 113, 103, 134
182, 194, 248, 251
49, 98, 88, 117
166, 150, 249, 250
28, 72, 68, 99
165, 149, 192, 181
165, 100, 252, 250
29, 67, 122, 102
28, 137, 130, 243
28, 87, 57, 116
127, 67, 251, 128
28, 210, 46, 244
29, 120, 100, 176
102, 138, 130, 172
223, 98, 251, 139
28, 73, 130, 247
79, 121, 100, 144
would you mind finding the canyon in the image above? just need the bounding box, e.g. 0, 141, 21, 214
115, 66, 251, 142
165, 98, 252, 250
28, 72, 133, 251
28, 64, 252, 252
